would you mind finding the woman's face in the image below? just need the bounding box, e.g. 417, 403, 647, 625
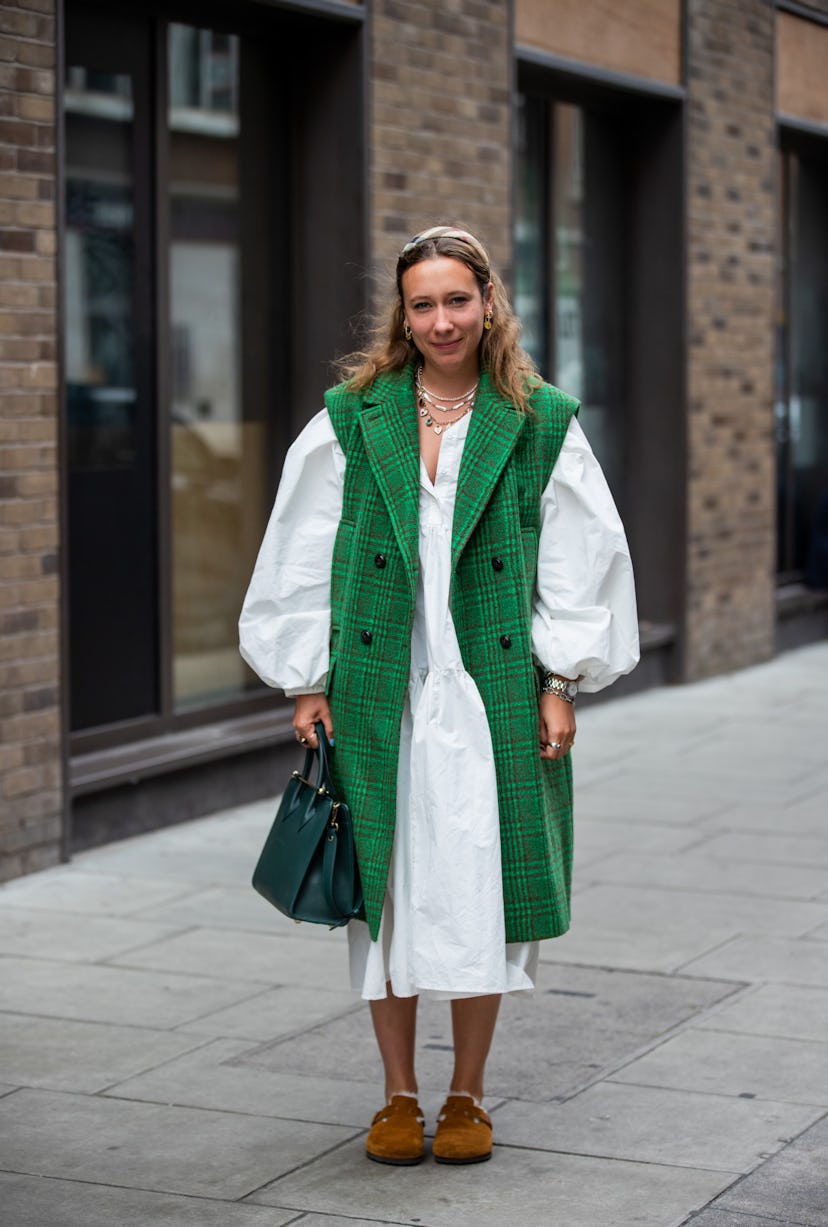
401, 255, 492, 385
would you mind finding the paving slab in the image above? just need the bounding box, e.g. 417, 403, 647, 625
105, 926, 350, 989
0, 906, 185, 963
581, 760, 822, 808
609, 1027, 828, 1106
289, 1218, 413, 1227
103, 1035, 382, 1127
701, 792, 828, 836
70, 835, 261, 888
578, 850, 828, 902
247, 1135, 734, 1227
0, 955, 263, 1028
681, 935, 828, 987
0, 1173, 299, 1227
712, 1112, 828, 1227
695, 983, 828, 1045
0, 869, 197, 915
575, 774, 726, 825
573, 819, 700, 869
175, 983, 359, 1043
130, 884, 298, 933
238, 964, 734, 1103
695, 831, 828, 869
132, 884, 350, 944
492, 1081, 822, 1172
0, 1013, 206, 1093
545, 885, 825, 974
684, 1208, 807, 1226
0, 1088, 358, 1199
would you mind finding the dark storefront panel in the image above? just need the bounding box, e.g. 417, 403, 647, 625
777, 137, 828, 590
515, 73, 684, 645
62, 0, 365, 765
64, 16, 158, 730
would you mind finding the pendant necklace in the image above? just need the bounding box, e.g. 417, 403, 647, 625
415, 364, 478, 436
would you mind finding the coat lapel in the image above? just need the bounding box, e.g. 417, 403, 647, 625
451, 370, 524, 571
358, 369, 420, 599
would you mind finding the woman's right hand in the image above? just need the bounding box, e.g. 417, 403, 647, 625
292, 694, 334, 748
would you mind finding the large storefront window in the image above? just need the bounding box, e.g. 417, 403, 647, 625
167, 25, 262, 709
63, 1, 364, 745
515, 95, 626, 500
776, 144, 828, 588
515, 79, 683, 634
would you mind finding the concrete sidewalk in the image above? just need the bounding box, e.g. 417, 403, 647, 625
1, 643, 827, 1227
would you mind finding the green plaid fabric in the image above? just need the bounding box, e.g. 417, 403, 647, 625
324, 365, 577, 942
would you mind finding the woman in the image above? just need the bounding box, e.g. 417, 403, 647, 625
239, 224, 639, 1166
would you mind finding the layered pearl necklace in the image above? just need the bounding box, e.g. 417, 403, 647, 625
415, 364, 478, 435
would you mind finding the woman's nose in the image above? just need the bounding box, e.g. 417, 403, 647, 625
433, 307, 453, 332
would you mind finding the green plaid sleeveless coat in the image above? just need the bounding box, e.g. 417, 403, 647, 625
324, 366, 578, 943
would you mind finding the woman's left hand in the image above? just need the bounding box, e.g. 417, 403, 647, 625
538, 692, 576, 760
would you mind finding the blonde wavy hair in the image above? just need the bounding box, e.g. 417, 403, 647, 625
338, 225, 542, 414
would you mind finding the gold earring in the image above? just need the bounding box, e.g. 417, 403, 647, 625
404, 322, 413, 341
483, 311, 493, 331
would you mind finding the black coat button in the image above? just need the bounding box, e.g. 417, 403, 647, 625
491, 556, 504, 572
500, 634, 512, 649
360, 629, 373, 645
374, 553, 386, 569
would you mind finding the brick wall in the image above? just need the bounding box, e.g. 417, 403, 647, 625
369, 0, 512, 285
684, 0, 777, 679
0, 0, 63, 879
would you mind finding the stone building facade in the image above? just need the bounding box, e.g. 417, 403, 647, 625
1, 0, 827, 880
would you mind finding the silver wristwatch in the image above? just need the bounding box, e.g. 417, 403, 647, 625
540, 671, 578, 703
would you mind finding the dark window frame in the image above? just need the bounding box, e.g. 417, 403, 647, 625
59, 0, 367, 759
775, 121, 828, 587
514, 54, 686, 650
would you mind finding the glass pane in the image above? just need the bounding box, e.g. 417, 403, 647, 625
553, 104, 585, 407
789, 155, 828, 587
775, 151, 794, 575
168, 23, 265, 708
514, 95, 548, 375
554, 104, 625, 497
64, 68, 136, 470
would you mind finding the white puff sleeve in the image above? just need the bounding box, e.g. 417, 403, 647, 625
532, 417, 640, 692
239, 409, 344, 695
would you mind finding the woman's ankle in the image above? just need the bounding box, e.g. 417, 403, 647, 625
385, 1084, 419, 1101
449, 1081, 483, 1104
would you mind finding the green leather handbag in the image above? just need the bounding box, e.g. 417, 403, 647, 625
252, 723, 363, 927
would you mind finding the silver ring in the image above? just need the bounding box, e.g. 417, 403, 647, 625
548, 741, 562, 750
298, 735, 309, 746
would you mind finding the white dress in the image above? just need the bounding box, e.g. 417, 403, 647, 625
239, 408, 639, 1001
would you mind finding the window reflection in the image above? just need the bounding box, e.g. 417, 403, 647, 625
553, 104, 584, 403
64, 69, 136, 470
515, 95, 548, 374
777, 149, 828, 587
169, 24, 266, 708
515, 97, 624, 496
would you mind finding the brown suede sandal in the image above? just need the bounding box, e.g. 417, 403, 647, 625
433, 1093, 493, 1164
365, 1094, 425, 1166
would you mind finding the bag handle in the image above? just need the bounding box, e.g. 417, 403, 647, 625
313, 720, 334, 792
293, 722, 335, 796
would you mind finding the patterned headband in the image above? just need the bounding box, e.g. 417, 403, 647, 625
400, 226, 490, 269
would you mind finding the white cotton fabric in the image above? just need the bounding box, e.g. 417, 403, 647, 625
239, 407, 639, 1001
